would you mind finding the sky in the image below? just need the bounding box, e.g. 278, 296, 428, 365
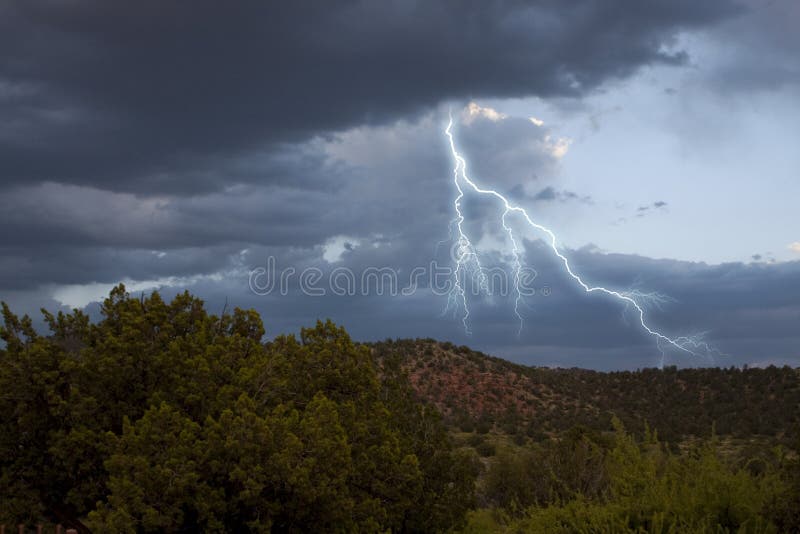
1, 0, 798, 370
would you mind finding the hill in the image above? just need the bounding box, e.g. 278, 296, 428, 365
369, 338, 800, 447
2, 286, 798, 532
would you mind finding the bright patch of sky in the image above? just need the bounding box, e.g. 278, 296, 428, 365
481, 32, 799, 265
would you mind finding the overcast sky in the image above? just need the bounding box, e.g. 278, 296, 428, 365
1, 0, 798, 370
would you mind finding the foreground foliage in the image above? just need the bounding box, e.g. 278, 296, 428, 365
0, 286, 476, 532
2, 287, 797, 532
464, 422, 799, 533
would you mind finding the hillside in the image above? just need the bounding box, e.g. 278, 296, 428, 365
2, 286, 799, 532
369, 338, 800, 447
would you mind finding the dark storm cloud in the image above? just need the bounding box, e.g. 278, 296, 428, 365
555, 251, 800, 367
0, 181, 352, 250
1, 103, 569, 292
0, 115, 454, 290
5, 0, 793, 371
0, 242, 247, 291
100, 240, 800, 370
0, 0, 738, 194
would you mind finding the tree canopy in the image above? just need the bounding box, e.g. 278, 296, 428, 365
0, 285, 477, 532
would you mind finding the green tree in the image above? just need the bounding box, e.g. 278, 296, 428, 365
1, 287, 476, 532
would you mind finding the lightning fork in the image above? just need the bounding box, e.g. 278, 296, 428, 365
444, 112, 713, 360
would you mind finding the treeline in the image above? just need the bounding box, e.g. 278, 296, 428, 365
0, 286, 476, 532
370, 339, 800, 446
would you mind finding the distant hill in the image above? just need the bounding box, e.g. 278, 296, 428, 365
369, 338, 800, 447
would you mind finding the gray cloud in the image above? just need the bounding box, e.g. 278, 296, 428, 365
64, 241, 800, 371
3, 105, 795, 371
700, 0, 800, 94
0, 113, 454, 290
0, 0, 739, 194
0, 106, 567, 291
533, 186, 558, 202
634, 201, 668, 218
3, 1, 794, 371
532, 186, 593, 204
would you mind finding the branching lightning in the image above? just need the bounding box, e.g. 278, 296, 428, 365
444, 112, 718, 363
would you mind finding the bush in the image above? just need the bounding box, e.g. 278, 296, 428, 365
466, 434, 485, 448
476, 442, 496, 457
474, 419, 789, 532
475, 420, 493, 434
0, 286, 477, 532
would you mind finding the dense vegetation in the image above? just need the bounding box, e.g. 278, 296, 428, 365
1, 288, 797, 532
0, 286, 476, 532
467, 423, 799, 533
370, 339, 800, 447
370, 340, 800, 532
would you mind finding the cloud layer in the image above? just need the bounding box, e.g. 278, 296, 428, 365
0, 0, 738, 194
2, 1, 797, 369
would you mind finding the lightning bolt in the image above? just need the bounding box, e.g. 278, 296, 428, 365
443, 147, 490, 335
444, 111, 717, 363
